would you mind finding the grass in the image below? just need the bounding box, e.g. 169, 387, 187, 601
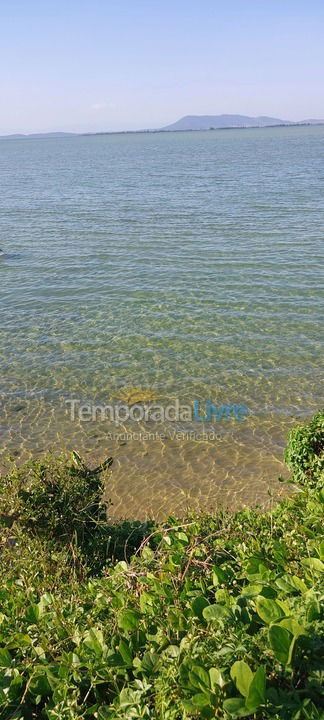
0, 412, 323, 719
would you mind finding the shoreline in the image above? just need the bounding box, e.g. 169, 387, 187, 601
2, 121, 324, 140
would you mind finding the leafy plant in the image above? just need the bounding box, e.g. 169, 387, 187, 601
285, 410, 324, 489
0, 412, 323, 718
0, 451, 112, 540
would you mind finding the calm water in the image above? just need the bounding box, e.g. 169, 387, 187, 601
0, 126, 323, 518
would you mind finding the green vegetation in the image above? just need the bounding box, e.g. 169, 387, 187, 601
0, 413, 323, 719
284, 411, 324, 490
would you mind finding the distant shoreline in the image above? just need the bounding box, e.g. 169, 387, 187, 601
1, 121, 324, 140
82, 122, 324, 137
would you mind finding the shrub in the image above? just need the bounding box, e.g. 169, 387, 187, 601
0, 452, 112, 541
285, 410, 324, 489
0, 452, 151, 574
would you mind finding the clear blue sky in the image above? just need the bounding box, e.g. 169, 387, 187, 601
1, 0, 324, 134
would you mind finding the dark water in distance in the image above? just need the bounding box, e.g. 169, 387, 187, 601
0, 126, 323, 518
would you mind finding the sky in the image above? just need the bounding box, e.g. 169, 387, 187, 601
1, 0, 324, 134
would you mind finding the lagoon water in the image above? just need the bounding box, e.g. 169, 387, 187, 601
0, 125, 323, 518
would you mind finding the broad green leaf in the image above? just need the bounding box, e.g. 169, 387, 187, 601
180, 636, 191, 652
8, 673, 23, 702
241, 584, 262, 597
275, 576, 298, 594
191, 595, 209, 619
163, 644, 180, 658
202, 604, 230, 622
212, 566, 227, 585
118, 638, 133, 666
83, 628, 106, 655
119, 687, 139, 708
190, 692, 211, 708
138, 651, 159, 676
246, 666, 266, 711
33, 646, 46, 660
290, 575, 308, 593
256, 596, 284, 624
117, 609, 141, 631
39, 592, 53, 606
189, 665, 210, 691
230, 661, 253, 698
139, 591, 154, 614
245, 557, 270, 581
25, 604, 40, 623
6, 633, 32, 649
223, 697, 251, 717
0, 648, 12, 667
29, 672, 51, 698
209, 667, 225, 689
215, 588, 231, 605
176, 531, 189, 544
306, 599, 321, 621
269, 624, 294, 664
279, 617, 306, 637
141, 546, 154, 560
301, 557, 324, 573
105, 650, 126, 668
181, 699, 198, 713
168, 608, 187, 630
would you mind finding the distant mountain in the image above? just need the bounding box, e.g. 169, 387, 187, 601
161, 114, 324, 131
1, 118, 324, 139
0, 132, 77, 139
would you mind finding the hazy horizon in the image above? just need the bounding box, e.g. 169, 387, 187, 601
2, 114, 324, 138
1, 0, 324, 135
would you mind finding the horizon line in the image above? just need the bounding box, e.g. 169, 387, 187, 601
1, 119, 324, 139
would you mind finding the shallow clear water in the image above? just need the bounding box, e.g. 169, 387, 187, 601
0, 126, 323, 518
